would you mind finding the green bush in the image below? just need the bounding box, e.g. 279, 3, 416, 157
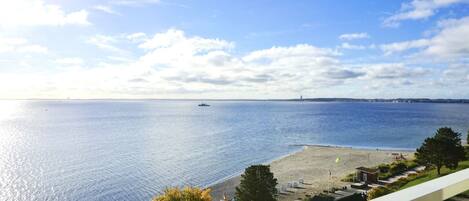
390, 162, 407, 175
337, 193, 366, 201
309, 194, 334, 201
378, 164, 390, 173
387, 177, 409, 190
465, 146, 469, 159
378, 172, 392, 180
405, 161, 418, 170
367, 186, 394, 200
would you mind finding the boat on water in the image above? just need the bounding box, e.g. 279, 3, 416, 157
198, 103, 210, 107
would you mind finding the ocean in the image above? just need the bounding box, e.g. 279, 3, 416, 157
1, 100, 468, 200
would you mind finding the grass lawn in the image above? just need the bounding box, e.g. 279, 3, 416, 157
400, 160, 469, 190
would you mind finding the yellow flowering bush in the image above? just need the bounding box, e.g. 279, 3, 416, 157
153, 187, 212, 201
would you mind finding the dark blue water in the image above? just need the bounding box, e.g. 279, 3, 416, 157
1, 100, 468, 200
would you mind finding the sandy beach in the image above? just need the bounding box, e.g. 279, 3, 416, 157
210, 145, 414, 201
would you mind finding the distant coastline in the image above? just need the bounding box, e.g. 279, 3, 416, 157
2, 98, 469, 103
288, 98, 469, 104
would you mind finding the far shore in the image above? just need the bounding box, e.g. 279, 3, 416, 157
209, 145, 415, 201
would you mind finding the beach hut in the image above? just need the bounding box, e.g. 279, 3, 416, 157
355, 167, 378, 184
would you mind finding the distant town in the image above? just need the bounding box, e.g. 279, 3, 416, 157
290, 98, 469, 104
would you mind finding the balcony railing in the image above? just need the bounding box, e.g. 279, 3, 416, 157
372, 168, 469, 201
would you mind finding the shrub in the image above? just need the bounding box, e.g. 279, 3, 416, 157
309, 194, 334, 201
367, 186, 394, 200
378, 172, 392, 180
378, 164, 390, 173
390, 162, 407, 175
153, 187, 211, 201
387, 177, 409, 190
405, 161, 419, 170
337, 193, 366, 201
465, 146, 469, 159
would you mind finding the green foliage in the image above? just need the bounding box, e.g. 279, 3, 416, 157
465, 146, 469, 159
400, 160, 469, 189
387, 176, 415, 191
378, 172, 392, 180
389, 162, 407, 175
367, 186, 394, 200
416, 127, 466, 175
309, 194, 334, 201
153, 187, 212, 201
310, 193, 366, 201
404, 160, 418, 170
235, 165, 278, 201
467, 130, 469, 145
378, 164, 390, 173
366, 159, 469, 200
337, 193, 366, 201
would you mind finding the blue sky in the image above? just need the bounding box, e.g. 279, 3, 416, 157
0, 0, 468, 99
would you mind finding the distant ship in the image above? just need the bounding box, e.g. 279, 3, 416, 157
198, 103, 210, 107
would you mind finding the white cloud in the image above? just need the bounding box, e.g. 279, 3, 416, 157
137, 29, 234, 67
380, 16, 469, 59
243, 44, 340, 62
93, 5, 120, 15
139, 29, 233, 51
362, 63, 430, 79
383, 0, 468, 27
0, 36, 48, 54
0, 0, 90, 27
340, 42, 366, 50
127, 32, 147, 42
0, 29, 448, 99
380, 39, 430, 55
111, 0, 160, 6
55, 57, 84, 66
422, 16, 469, 59
338, 32, 370, 40
87, 35, 127, 54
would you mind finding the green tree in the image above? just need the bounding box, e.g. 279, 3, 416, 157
467, 129, 469, 145
416, 127, 466, 175
235, 165, 278, 201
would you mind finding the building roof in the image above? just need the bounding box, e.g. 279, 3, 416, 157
356, 166, 379, 173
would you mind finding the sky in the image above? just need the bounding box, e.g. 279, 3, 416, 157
0, 0, 468, 99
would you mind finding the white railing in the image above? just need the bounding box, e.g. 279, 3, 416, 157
372, 168, 469, 201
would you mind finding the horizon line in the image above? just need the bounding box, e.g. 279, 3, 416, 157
2, 97, 469, 101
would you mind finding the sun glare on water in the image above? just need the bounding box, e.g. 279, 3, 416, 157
0, 100, 23, 122
0, 101, 25, 146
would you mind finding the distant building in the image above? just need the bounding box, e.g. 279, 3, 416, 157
356, 167, 378, 184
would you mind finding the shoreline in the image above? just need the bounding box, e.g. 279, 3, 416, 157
208, 144, 415, 188
289, 143, 416, 152
204, 146, 305, 189
209, 144, 415, 201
